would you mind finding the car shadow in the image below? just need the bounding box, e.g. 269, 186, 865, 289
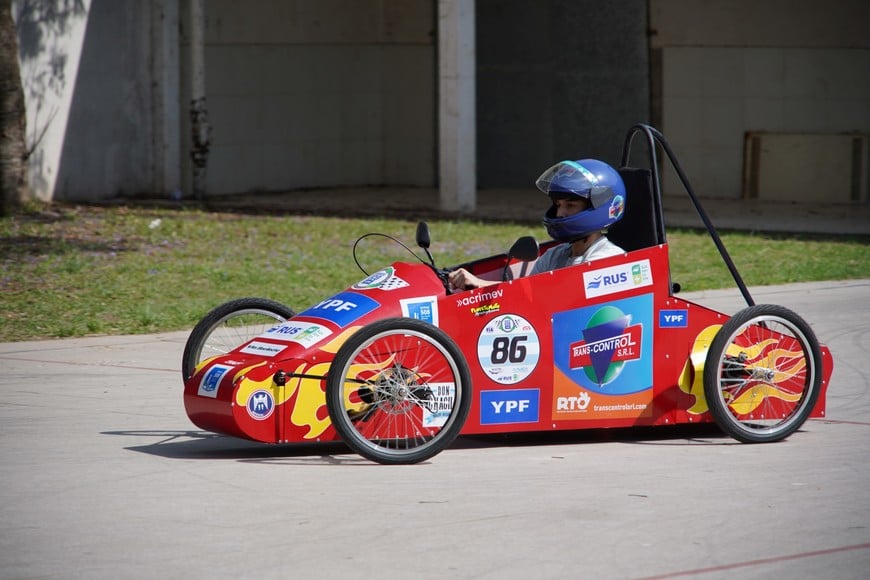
102, 423, 732, 466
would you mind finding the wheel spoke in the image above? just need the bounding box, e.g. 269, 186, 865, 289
704, 305, 821, 443
182, 298, 294, 380
326, 318, 471, 464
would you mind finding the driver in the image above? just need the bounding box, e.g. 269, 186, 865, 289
447, 159, 626, 291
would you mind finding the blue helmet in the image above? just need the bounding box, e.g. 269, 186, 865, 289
536, 159, 626, 242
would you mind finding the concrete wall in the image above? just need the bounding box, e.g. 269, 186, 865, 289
186, 0, 650, 193
14, 0, 650, 202
22, 1, 860, 205
179, 0, 436, 196
476, 0, 650, 187
15, 0, 158, 202
650, 0, 870, 200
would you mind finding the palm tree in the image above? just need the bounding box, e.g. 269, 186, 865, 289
0, 0, 28, 216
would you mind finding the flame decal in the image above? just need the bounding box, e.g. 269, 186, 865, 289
726, 384, 802, 414
680, 325, 808, 416
234, 361, 300, 408
233, 361, 332, 439
290, 362, 331, 438
318, 326, 362, 353
341, 354, 398, 412
678, 325, 721, 414
722, 336, 807, 415
232, 353, 402, 440
729, 340, 806, 386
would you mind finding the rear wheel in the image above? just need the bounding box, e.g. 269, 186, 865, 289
703, 304, 822, 443
182, 297, 295, 380
326, 318, 472, 464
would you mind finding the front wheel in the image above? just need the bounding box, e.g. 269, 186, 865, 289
326, 318, 472, 464
182, 297, 295, 380
703, 304, 822, 443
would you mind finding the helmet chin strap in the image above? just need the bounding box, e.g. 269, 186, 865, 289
567, 234, 591, 255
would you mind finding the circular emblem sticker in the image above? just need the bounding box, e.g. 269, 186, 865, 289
477, 314, 540, 384
352, 266, 409, 291
353, 268, 392, 290
246, 389, 275, 420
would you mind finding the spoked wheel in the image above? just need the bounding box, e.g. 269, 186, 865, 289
325, 318, 472, 464
182, 297, 295, 380
703, 304, 822, 443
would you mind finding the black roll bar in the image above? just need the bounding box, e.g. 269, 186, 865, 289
620, 123, 755, 307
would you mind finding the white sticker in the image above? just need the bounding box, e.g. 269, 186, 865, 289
400, 296, 439, 326
239, 341, 287, 357
258, 320, 332, 347
352, 267, 409, 291
421, 382, 455, 428
477, 314, 540, 385
583, 259, 653, 299
198, 364, 234, 398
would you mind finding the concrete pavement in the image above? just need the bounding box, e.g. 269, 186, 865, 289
1, 280, 868, 579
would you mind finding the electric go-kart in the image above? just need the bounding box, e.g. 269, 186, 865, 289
182, 125, 833, 464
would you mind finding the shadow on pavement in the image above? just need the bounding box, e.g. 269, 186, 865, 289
102, 423, 733, 465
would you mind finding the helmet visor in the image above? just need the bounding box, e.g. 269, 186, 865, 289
535, 160, 600, 200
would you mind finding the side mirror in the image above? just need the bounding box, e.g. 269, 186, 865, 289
508, 236, 539, 262
416, 221, 436, 267
416, 221, 431, 250
503, 236, 540, 281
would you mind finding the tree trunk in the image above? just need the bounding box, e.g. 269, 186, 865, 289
0, 0, 28, 216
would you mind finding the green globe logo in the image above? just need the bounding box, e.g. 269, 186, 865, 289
581, 306, 632, 385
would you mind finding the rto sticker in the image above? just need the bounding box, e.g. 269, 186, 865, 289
477, 314, 540, 385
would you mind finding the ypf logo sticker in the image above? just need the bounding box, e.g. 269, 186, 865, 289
477, 314, 540, 385
299, 292, 380, 327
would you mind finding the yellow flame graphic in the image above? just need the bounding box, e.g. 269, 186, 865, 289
727, 383, 802, 414
680, 326, 807, 416
678, 325, 720, 414
318, 326, 362, 353
233, 361, 331, 439
341, 355, 398, 413
290, 362, 331, 438
723, 339, 806, 414
231, 351, 402, 439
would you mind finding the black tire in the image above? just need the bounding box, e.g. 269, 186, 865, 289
703, 304, 823, 443
325, 318, 472, 464
182, 297, 295, 380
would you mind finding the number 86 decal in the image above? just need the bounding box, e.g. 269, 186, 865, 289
477, 315, 540, 385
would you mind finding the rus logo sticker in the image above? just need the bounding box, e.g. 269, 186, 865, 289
583, 259, 653, 299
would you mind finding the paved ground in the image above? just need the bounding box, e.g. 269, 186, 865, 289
1, 279, 868, 579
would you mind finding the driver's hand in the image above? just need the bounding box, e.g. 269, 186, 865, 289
448, 268, 491, 291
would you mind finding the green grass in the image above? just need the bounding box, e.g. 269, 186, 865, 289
1, 203, 868, 342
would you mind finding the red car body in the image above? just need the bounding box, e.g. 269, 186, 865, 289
183, 242, 831, 445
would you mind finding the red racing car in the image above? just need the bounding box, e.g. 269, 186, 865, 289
181, 125, 833, 464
